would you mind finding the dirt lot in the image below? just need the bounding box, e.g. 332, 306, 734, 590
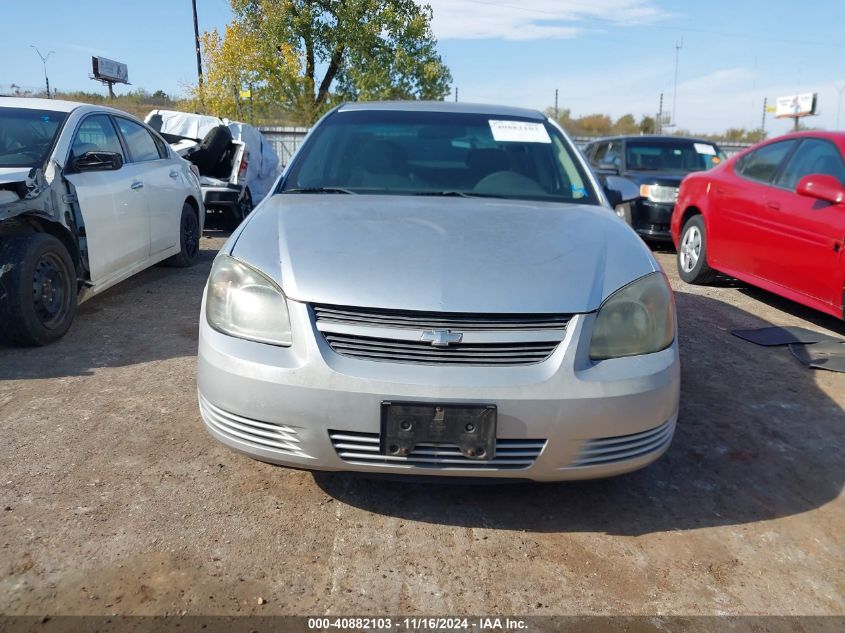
0, 231, 843, 618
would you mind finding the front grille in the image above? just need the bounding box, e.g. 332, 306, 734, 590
570, 419, 674, 467
313, 304, 570, 366
329, 430, 545, 470
323, 332, 558, 366
200, 394, 309, 459
312, 304, 571, 331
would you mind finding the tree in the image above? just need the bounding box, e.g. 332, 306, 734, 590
638, 115, 656, 134
614, 114, 638, 135
577, 114, 613, 137
197, 0, 452, 124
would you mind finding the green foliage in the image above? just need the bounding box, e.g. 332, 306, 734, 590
194, 0, 452, 124
546, 107, 766, 142
638, 115, 656, 134
545, 110, 656, 137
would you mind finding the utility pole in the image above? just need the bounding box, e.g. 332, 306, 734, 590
657, 92, 664, 135
554, 88, 559, 119
192, 0, 203, 90
30, 45, 55, 99
671, 38, 683, 128
454, 87, 458, 102
761, 97, 768, 140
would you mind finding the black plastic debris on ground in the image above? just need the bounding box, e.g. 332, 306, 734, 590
731, 326, 843, 347
731, 326, 845, 373
789, 342, 845, 373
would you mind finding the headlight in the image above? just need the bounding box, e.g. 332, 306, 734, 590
205, 255, 292, 346
639, 184, 678, 204
589, 272, 675, 360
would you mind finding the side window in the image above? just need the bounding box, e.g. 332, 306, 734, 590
553, 135, 589, 200
604, 141, 623, 167
592, 142, 610, 165
774, 139, 845, 190
71, 115, 124, 158
735, 140, 797, 183
115, 117, 161, 162
152, 132, 169, 159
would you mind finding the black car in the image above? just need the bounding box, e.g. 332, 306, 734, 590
583, 135, 725, 241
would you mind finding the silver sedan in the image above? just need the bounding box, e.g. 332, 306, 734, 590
197, 102, 679, 481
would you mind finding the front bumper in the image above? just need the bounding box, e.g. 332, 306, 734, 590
631, 199, 675, 241
197, 300, 681, 482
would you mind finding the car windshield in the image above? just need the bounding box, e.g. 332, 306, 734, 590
0, 107, 67, 169
280, 109, 599, 205
625, 140, 724, 173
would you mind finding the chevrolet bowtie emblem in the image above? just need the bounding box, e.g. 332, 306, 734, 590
420, 329, 463, 347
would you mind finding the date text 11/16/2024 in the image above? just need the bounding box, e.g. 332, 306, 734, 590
307, 617, 529, 631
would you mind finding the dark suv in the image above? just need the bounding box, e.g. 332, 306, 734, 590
583, 136, 725, 241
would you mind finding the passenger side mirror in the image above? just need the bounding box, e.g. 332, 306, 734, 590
70, 151, 124, 173
597, 162, 619, 175
796, 174, 845, 205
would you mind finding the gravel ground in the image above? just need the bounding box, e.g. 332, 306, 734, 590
0, 232, 843, 618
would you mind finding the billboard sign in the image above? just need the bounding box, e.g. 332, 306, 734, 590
91, 57, 129, 84
775, 93, 817, 118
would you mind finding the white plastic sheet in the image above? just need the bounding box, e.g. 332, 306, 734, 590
145, 109, 281, 203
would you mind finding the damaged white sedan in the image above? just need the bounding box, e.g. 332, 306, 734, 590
0, 98, 204, 345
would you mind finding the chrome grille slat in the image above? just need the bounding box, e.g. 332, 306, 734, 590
313, 303, 569, 366
329, 430, 545, 470
327, 336, 556, 354
571, 420, 674, 467
313, 305, 570, 331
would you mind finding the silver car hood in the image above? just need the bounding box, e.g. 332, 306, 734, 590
230, 195, 658, 313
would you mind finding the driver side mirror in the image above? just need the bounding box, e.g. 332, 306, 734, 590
70, 151, 124, 173
604, 187, 623, 208
796, 174, 845, 205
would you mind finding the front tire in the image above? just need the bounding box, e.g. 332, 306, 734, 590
0, 233, 77, 346
677, 215, 717, 285
166, 203, 201, 268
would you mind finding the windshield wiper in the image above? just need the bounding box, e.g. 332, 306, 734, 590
282, 187, 357, 194
414, 191, 507, 199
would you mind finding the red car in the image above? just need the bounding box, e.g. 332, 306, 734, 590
671, 131, 845, 319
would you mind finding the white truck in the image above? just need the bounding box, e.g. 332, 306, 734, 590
145, 110, 280, 228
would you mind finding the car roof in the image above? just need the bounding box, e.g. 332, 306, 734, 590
336, 100, 546, 121
588, 135, 720, 145
0, 96, 131, 117
763, 130, 845, 143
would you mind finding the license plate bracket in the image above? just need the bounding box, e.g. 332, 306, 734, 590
380, 401, 496, 460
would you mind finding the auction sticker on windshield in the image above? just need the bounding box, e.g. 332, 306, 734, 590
489, 120, 551, 143
694, 142, 717, 155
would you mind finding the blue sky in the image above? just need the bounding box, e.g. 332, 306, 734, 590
2, 0, 844, 135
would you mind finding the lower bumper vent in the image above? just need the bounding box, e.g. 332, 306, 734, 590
329, 430, 545, 470
571, 419, 674, 467
200, 395, 309, 459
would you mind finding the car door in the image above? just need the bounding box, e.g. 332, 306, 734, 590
63, 113, 151, 283
114, 116, 182, 255
708, 139, 798, 276
766, 138, 845, 306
